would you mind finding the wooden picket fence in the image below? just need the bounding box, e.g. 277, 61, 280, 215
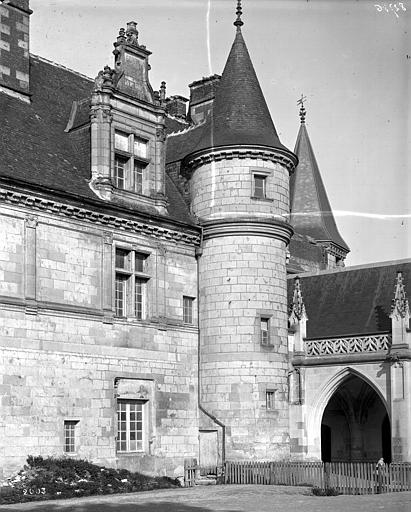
184, 458, 198, 487
223, 461, 411, 494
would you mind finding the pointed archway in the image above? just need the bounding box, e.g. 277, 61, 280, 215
321, 374, 391, 462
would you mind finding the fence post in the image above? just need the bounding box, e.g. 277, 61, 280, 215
324, 462, 330, 490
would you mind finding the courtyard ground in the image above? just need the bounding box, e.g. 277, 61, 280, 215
1, 485, 411, 512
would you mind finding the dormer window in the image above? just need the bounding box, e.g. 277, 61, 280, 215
113, 130, 149, 194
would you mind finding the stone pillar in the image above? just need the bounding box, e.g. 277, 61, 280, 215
102, 231, 113, 323
24, 214, 37, 314
388, 271, 411, 461
89, 69, 114, 199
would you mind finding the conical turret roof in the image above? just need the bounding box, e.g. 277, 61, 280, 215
188, 27, 293, 155
290, 120, 350, 253
166, 17, 296, 165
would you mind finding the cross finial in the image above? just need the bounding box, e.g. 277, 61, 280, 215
234, 0, 244, 28
297, 94, 307, 124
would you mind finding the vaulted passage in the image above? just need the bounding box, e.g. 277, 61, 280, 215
321, 375, 391, 463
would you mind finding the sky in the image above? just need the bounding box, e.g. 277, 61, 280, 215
29, 0, 410, 267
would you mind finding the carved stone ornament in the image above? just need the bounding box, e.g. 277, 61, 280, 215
25, 214, 38, 228
390, 271, 410, 320
0, 188, 201, 246
103, 231, 113, 244
126, 22, 139, 46
156, 127, 166, 142
138, 385, 148, 398
305, 334, 391, 357
289, 277, 307, 324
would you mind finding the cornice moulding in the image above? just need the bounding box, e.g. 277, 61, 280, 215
0, 188, 200, 246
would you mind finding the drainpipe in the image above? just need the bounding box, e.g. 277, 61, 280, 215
195, 228, 226, 465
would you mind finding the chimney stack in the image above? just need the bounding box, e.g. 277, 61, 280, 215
165, 95, 188, 119
188, 74, 221, 124
0, 0, 32, 100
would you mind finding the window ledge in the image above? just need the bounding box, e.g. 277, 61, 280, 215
251, 196, 274, 202
116, 452, 147, 457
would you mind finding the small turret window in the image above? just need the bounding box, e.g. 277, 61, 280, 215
254, 175, 266, 198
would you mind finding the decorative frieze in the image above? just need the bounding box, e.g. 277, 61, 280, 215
0, 188, 200, 246
305, 334, 392, 357
186, 146, 297, 173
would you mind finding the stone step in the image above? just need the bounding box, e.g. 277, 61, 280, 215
195, 477, 217, 486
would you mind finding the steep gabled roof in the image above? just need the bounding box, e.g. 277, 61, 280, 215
0, 56, 193, 225
166, 25, 295, 163
287, 260, 411, 338
290, 121, 349, 253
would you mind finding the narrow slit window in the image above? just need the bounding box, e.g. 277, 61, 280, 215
260, 317, 270, 345
183, 296, 194, 324
266, 390, 276, 410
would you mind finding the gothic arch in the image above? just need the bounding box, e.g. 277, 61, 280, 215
307, 366, 389, 451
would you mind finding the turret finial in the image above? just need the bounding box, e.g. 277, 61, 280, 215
297, 94, 307, 124
234, 0, 244, 29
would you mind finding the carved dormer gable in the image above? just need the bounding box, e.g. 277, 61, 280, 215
112, 22, 154, 103
89, 22, 167, 215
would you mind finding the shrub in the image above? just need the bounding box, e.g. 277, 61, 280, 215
311, 486, 340, 496
0, 456, 180, 504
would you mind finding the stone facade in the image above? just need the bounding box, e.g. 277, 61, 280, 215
0, 203, 199, 480
1, 0, 410, 484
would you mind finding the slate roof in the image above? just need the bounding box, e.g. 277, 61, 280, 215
288, 234, 325, 272
0, 55, 193, 225
166, 27, 295, 164
287, 260, 411, 338
290, 122, 349, 252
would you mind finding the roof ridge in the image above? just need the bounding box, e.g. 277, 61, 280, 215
167, 120, 205, 138
286, 257, 411, 279
30, 54, 94, 82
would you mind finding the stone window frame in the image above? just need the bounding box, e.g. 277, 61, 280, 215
250, 169, 273, 202
113, 129, 150, 195
116, 399, 148, 454
114, 245, 151, 320
265, 389, 276, 410
64, 419, 79, 454
259, 315, 272, 346
183, 295, 195, 324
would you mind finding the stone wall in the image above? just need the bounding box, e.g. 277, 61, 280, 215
198, 234, 290, 460
0, 203, 199, 480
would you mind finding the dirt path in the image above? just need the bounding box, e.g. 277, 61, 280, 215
1, 485, 411, 511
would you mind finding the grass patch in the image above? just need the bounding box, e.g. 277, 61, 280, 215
0, 455, 180, 504
311, 486, 340, 496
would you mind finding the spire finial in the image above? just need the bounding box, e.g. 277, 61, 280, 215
297, 94, 307, 124
390, 271, 410, 320
234, 0, 244, 28
289, 277, 308, 325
